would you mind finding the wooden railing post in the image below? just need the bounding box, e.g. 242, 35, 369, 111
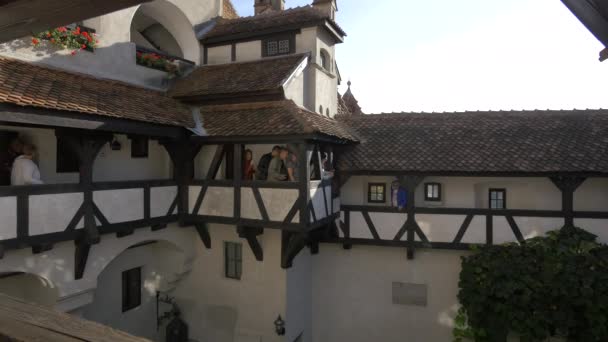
397, 175, 424, 259
550, 176, 586, 229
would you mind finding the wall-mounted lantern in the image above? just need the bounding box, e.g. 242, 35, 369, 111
274, 315, 285, 336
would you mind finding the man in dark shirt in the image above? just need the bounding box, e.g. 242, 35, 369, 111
257, 145, 281, 181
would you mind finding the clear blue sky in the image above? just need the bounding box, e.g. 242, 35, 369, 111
232, 0, 608, 113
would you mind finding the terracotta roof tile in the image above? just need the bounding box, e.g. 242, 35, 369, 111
170, 54, 308, 100
0, 56, 193, 127
202, 6, 346, 42
199, 100, 357, 141
338, 110, 608, 174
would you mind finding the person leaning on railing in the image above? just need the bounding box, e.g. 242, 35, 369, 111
11, 144, 43, 186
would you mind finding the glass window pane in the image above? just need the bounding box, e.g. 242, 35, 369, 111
279, 40, 289, 53
267, 41, 278, 55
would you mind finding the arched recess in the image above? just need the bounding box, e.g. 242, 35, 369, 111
83, 239, 191, 340
0, 272, 59, 307
130, 0, 201, 63
320, 48, 331, 71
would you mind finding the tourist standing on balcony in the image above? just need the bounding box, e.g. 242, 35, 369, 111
11, 144, 43, 186
243, 149, 256, 180
256, 145, 281, 180
268, 148, 288, 181
286, 151, 299, 182
0, 137, 23, 186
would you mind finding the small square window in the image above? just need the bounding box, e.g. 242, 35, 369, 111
267, 41, 278, 56
424, 183, 442, 201
368, 183, 386, 203
130, 136, 149, 158
278, 40, 290, 54
489, 189, 506, 209
225, 242, 242, 280
122, 267, 141, 312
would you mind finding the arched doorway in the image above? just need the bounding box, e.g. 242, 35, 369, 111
129, 0, 200, 64
0, 272, 58, 307
83, 240, 190, 341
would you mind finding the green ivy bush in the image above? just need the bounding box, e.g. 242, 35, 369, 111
454, 227, 608, 342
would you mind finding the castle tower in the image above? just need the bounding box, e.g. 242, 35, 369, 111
254, 0, 285, 15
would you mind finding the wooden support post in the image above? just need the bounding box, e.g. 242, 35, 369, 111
162, 139, 202, 226
297, 143, 312, 227
238, 226, 264, 261
195, 223, 211, 249
396, 176, 424, 259
60, 131, 111, 245
550, 176, 586, 229
234, 144, 242, 220
342, 209, 352, 250
74, 237, 91, 280
281, 231, 308, 269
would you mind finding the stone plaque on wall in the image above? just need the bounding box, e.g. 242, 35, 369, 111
392, 282, 427, 307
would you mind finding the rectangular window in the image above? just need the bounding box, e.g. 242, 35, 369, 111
56, 136, 80, 173
130, 136, 149, 158
224, 242, 242, 280
262, 35, 294, 57
424, 183, 442, 201
368, 183, 386, 203
489, 189, 506, 209
122, 267, 141, 312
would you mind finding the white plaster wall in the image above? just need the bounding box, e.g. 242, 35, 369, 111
310, 182, 327, 221
241, 188, 262, 220
83, 240, 188, 341
235, 41, 262, 62
0, 225, 197, 310
0, 127, 171, 183
94, 189, 144, 223
172, 225, 285, 342
151, 186, 178, 217
0, 197, 17, 240
286, 250, 312, 342
574, 178, 608, 211
93, 135, 172, 182
0, 273, 59, 307
259, 188, 299, 222
574, 219, 608, 243
0, 125, 78, 184
29, 193, 84, 235
460, 216, 486, 244
0, 0, 213, 88
203, 187, 234, 217
284, 70, 306, 108
341, 176, 562, 210
312, 245, 469, 342
207, 45, 232, 65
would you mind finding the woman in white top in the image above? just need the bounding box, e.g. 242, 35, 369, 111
11, 144, 43, 185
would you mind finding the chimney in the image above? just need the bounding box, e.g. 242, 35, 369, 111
312, 0, 337, 20
254, 0, 285, 15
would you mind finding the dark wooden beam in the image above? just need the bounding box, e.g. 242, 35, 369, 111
74, 240, 91, 280
0, 103, 183, 138
298, 143, 312, 226
238, 226, 264, 262
195, 224, 211, 249
281, 231, 308, 269
207, 144, 226, 181
505, 215, 525, 243
550, 176, 586, 228
361, 211, 380, 240
453, 214, 474, 243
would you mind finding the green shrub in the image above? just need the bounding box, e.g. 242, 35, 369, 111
455, 227, 608, 342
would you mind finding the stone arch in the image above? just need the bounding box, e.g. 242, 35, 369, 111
0, 272, 59, 307
129, 0, 201, 63
83, 236, 194, 340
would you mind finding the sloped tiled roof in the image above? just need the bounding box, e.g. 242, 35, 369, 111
338, 110, 608, 175
202, 6, 346, 42
170, 54, 308, 100
0, 56, 193, 127
199, 100, 357, 141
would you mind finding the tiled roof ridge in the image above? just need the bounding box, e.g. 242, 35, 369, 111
0, 55, 167, 95
200, 100, 293, 111
354, 108, 608, 117
199, 53, 308, 69
217, 5, 318, 24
